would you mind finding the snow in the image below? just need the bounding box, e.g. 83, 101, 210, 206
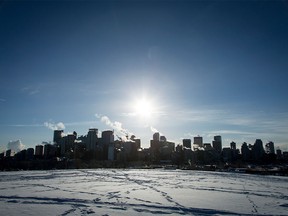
0, 169, 287, 215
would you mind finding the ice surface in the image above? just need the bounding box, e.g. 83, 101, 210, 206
0, 169, 287, 215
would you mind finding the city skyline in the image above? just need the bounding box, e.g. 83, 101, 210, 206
1, 1, 288, 152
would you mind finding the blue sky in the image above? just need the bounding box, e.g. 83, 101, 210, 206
1, 0, 288, 152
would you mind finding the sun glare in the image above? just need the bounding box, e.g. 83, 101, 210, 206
134, 98, 153, 118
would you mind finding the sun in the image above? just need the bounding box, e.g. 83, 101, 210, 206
134, 98, 153, 118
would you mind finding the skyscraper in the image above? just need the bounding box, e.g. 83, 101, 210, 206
193, 136, 203, 147
212, 135, 222, 153
53, 130, 63, 145
102, 130, 114, 145
153, 132, 160, 141
183, 139, 192, 149
87, 128, 98, 151
230, 141, 236, 150
35, 145, 43, 157
265, 141, 275, 154
252, 139, 265, 161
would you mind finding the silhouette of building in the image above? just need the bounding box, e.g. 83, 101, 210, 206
53, 130, 63, 145
102, 130, 114, 145
283, 152, 288, 160
160, 141, 175, 161
101, 130, 114, 160
230, 141, 236, 150
153, 132, 160, 141
150, 133, 175, 162
241, 142, 251, 161
160, 135, 167, 142
26, 148, 34, 160
86, 128, 98, 151
252, 139, 265, 162
119, 140, 139, 161
265, 141, 275, 154
15, 149, 26, 161
193, 136, 203, 150
212, 135, 222, 153
222, 147, 232, 162
35, 145, 43, 157
60, 133, 76, 156
44, 144, 57, 159
276, 148, 282, 160
183, 139, 191, 149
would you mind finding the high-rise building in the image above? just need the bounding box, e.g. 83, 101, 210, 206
265, 141, 275, 154
102, 130, 114, 145
183, 139, 192, 149
276, 148, 282, 159
35, 145, 44, 157
53, 130, 63, 145
160, 135, 167, 142
26, 148, 34, 160
241, 142, 250, 161
86, 128, 98, 151
212, 135, 222, 153
193, 136, 203, 149
230, 141, 236, 150
153, 132, 160, 141
101, 130, 114, 161
222, 147, 232, 162
252, 139, 265, 161
44, 144, 56, 159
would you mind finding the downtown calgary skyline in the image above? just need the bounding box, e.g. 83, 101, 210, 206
1, 1, 288, 152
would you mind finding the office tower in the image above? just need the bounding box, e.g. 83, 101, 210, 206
193, 136, 203, 147
160, 135, 167, 142
276, 148, 282, 159
44, 144, 56, 158
101, 130, 114, 161
26, 148, 34, 160
265, 141, 275, 154
66, 134, 76, 151
212, 135, 222, 153
241, 142, 250, 161
183, 139, 192, 149
230, 141, 236, 150
102, 130, 114, 145
35, 145, 44, 157
252, 139, 265, 161
87, 128, 98, 151
153, 132, 160, 141
53, 130, 63, 145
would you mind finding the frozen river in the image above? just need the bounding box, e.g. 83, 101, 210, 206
0, 169, 287, 215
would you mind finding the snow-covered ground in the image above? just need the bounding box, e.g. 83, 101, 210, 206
0, 169, 287, 216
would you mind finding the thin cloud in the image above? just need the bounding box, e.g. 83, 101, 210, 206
63, 121, 98, 127
208, 130, 255, 136
44, 122, 65, 131
21, 86, 40, 95
7, 124, 43, 127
